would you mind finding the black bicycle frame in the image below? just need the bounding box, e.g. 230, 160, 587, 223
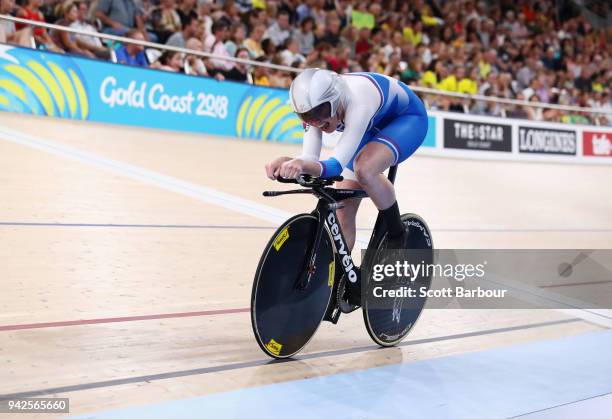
292, 165, 398, 290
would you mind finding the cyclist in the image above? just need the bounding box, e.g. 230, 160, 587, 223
265, 69, 428, 301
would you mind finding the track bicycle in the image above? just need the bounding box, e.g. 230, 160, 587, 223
251, 166, 433, 359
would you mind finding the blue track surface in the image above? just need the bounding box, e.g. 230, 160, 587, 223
72, 329, 612, 419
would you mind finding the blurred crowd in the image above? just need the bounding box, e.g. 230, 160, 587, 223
0, 0, 610, 125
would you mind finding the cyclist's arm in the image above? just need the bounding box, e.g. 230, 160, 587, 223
298, 124, 323, 162
319, 103, 378, 177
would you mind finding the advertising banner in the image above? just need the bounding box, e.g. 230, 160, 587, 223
443, 118, 512, 152
583, 131, 612, 158
0, 45, 304, 143
518, 126, 577, 155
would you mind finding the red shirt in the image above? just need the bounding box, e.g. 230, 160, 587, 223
16, 7, 46, 37
355, 39, 371, 55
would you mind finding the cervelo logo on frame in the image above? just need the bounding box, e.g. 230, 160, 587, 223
583, 131, 612, 157
327, 212, 358, 283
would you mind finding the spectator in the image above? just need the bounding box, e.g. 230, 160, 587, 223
252, 56, 270, 86
279, 37, 304, 66
421, 60, 442, 88
327, 45, 350, 73
401, 56, 423, 83
541, 46, 562, 71
574, 65, 595, 93
115, 29, 148, 67
308, 0, 326, 27
383, 52, 402, 78
437, 64, 457, 92
225, 23, 246, 57
95, 0, 148, 40
512, 12, 529, 38
265, 9, 291, 47
516, 57, 538, 90
293, 16, 314, 55
477, 18, 495, 49
176, 0, 197, 27
382, 31, 403, 61
151, 49, 183, 72
261, 37, 276, 57
268, 55, 291, 87
150, 0, 182, 44
198, 1, 213, 37
51, 1, 95, 58
245, 8, 265, 32
403, 20, 425, 48
69, 1, 111, 59
295, 0, 314, 23
371, 27, 384, 46
0, 0, 31, 47
183, 37, 208, 76
478, 48, 499, 79
458, 66, 479, 95
16, 0, 63, 52
525, 94, 544, 120
224, 47, 252, 83
318, 11, 341, 47
354, 27, 371, 56
204, 19, 234, 76
506, 93, 529, 119
243, 23, 265, 58
166, 14, 201, 48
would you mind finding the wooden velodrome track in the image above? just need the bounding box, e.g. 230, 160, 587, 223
0, 112, 611, 418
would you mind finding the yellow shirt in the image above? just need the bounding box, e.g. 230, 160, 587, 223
421, 70, 437, 88
437, 75, 457, 92
458, 78, 477, 95
479, 60, 491, 79
402, 27, 422, 47
254, 75, 270, 86
252, 0, 266, 9
421, 15, 439, 26
244, 38, 264, 58
592, 82, 603, 93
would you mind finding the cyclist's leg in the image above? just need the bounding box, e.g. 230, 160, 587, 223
335, 170, 362, 252
353, 143, 396, 210
353, 114, 428, 241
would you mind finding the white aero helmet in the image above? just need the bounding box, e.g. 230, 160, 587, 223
290, 68, 347, 123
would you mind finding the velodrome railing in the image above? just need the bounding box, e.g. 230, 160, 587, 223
1, 14, 610, 122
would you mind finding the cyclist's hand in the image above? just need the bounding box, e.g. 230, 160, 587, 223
265, 156, 292, 180
280, 158, 306, 179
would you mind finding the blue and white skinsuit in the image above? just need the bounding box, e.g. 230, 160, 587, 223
299, 72, 429, 180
